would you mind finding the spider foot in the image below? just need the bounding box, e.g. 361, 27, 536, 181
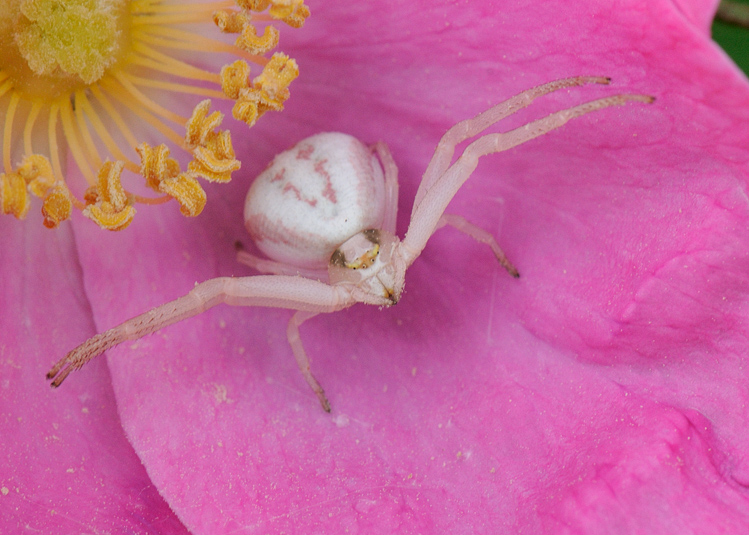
316, 389, 331, 412
500, 257, 520, 279
47, 330, 120, 387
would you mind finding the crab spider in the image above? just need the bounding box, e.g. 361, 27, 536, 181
47, 76, 654, 411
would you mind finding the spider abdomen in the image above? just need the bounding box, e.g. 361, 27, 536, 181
244, 132, 386, 269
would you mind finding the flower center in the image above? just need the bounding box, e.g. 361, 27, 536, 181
1, 0, 131, 99
0, 0, 310, 231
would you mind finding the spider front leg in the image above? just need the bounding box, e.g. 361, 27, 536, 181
435, 214, 519, 277
374, 141, 399, 235
402, 90, 654, 265
47, 276, 355, 406
413, 75, 613, 210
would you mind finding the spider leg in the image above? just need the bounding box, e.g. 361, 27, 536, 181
436, 214, 519, 277
413, 76, 612, 210
287, 310, 330, 411
236, 247, 328, 280
374, 141, 400, 235
402, 93, 654, 265
48, 276, 353, 390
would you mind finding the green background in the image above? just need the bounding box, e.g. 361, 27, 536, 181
712, 0, 749, 75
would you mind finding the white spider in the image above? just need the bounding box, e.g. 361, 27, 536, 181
47, 76, 653, 411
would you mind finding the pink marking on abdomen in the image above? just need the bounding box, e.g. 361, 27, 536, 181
314, 159, 337, 204
282, 182, 318, 207
296, 144, 314, 160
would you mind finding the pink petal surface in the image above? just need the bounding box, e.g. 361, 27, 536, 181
81, 0, 749, 532
0, 222, 189, 533
7, 0, 749, 533
673, 0, 721, 31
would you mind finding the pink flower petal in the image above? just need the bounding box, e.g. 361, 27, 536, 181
0, 223, 189, 533
673, 0, 721, 31
10, 0, 749, 533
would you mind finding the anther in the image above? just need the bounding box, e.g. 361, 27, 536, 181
42, 184, 73, 229
0, 172, 30, 219
237, 24, 280, 55
82, 161, 136, 231
157, 173, 207, 217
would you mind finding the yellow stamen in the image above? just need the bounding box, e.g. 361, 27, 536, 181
88, 85, 140, 155
189, 131, 241, 183
41, 183, 73, 229
1, 0, 309, 230
185, 100, 224, 148
213, 10, 248, 34
136, 143, 180, 191
73, 92, 104, 170
237, 24, 280, 55
82, 160, 135, 231
236, 0, 310, 28
236, 0, 271, 9
157, 172, 207, 217
221, 60, 251, 100
103, 80, 187, 146
4, 92, 20, 173
1, 171, 30, 219
232, 92, 261, 128
185, 100, 241, 183
132, 193, 171, 206
252, 52, 298, 110
136, 142, 208, 216
126, 74, 226, 99
135, 24, 261, 61
22, 100, 42, 156
132, 1, 235, 14
97, 161, 130, 209
60, 100, 97, 184
131, 42, 222, 83
214, 10, 279, 55
18, 154, 55, 198
47, 103, 63, 181
113, 71, 187, 126
269, 1, 310, 28
223, 53, 298, 127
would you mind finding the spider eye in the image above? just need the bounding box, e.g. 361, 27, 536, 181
330, 229, 380, 270
345, 243, 379, 270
